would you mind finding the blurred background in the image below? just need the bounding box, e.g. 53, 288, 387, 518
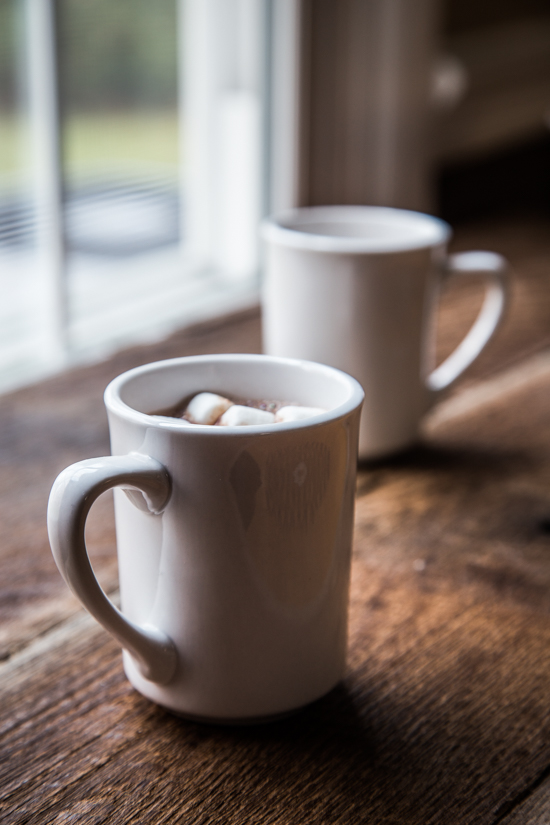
0, 0, 549, 394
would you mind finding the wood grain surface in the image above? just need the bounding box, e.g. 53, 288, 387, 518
1, 218, 550, 824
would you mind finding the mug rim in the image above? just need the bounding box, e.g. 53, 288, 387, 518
261, 205, 451, 255
104, 353, 364, 435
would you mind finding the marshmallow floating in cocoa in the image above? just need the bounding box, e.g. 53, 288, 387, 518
219, 405, 276, 426
275, 405, 325, 423
185, 392, 232, 425
178, 393, 326, 426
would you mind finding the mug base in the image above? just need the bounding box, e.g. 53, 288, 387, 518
125, 654, 344, 726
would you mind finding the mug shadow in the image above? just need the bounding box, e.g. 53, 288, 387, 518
149, 676, 526, 823
357, 439, 531, 477
158, 683, 380, 795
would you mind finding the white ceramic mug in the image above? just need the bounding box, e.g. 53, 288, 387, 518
47, 354, 363, 722
262, 205, 509, 460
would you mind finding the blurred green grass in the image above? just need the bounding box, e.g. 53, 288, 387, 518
64, 110, 179, 177
0, 110, 179, 178
0, 114, 24, 176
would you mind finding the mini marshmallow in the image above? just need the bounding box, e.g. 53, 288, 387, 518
275, 405, 325, 423
219, 405, 276, 426
185, 392, 233, 425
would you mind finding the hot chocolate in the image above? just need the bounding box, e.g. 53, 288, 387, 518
157, 391, 325, 427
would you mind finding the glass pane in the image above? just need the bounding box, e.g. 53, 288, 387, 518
58, 0, 183, 356
0, 0, 267, 392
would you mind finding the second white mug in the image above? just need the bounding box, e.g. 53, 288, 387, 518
262, 205, 509, 460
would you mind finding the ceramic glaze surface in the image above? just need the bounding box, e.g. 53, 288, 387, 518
262, 206, 509, 459
47, 354, 363, 721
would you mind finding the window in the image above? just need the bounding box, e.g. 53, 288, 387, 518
0, 0, 295, 393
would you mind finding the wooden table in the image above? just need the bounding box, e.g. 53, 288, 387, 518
2, 217, 550, 824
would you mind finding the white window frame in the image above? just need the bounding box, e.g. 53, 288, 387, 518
7, 0, 303, 391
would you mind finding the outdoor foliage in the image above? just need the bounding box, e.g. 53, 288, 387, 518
0, 0, 178, 112
58, 0, 178, 110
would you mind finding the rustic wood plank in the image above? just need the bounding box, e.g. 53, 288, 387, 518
2, 545, 550, 824
0, 216, 545, 661
2, 323, 550, 823
1, 219, 550, 823
498, 775, 550, 824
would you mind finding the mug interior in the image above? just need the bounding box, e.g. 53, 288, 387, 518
262, 205, 450, 254
106, 354, 363, 427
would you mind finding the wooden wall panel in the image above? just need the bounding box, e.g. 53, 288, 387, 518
299, 0, 438, 211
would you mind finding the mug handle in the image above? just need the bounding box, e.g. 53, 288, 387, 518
47, 453, 178, 684
426, 250, 509, 394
